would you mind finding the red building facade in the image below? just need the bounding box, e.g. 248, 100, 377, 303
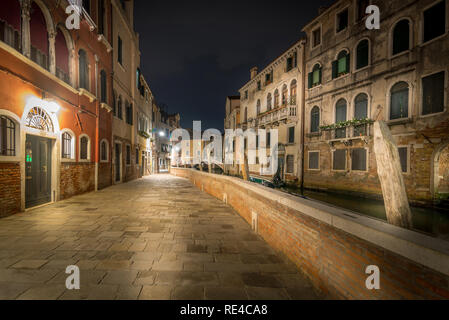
0, 0, 113, 216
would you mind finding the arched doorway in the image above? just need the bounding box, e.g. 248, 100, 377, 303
434, 142, 449, 201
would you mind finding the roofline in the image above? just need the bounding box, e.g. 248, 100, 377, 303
238, 38, 305, 92
301, 0, 340, 32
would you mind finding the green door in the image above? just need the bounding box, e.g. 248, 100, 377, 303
25, 135, 52, 208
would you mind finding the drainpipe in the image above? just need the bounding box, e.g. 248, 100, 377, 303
300, 40, 306, 194
95, 54, 99, 191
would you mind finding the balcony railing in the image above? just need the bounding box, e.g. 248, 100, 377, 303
31, 46, 48, 70
56, 67, 70, 84
0, 20, 20, 52
257, 105, 298, 126
321, 122, 373, 142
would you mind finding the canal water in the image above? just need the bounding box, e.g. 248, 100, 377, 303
282, 187, 449, 241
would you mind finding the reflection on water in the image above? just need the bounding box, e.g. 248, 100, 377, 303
283, 187, 449, 240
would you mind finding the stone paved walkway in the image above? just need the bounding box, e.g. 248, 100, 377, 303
0, 175, 321, 300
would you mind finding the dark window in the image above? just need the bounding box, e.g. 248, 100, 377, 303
333, 149, 346, 171
288, 127, 295, 143
335, 99, 347, 138
126, 145, 131, 165
83, 0, 91, 15
80, 136, 89, 160
282, 85, 288, 105
286, 57, 294, 72
354, 93, 368, 119
286, 155, 294, 174
357, 0, 370, 21
390, 82, 409, 119
126, 102, 133, 125
309, 152, 319, 170
313, 28, 321, 47
422, 71, 445, 115
136, 149, 139, 165
424, 1, 446, 43
398, 147, 408, 173
244, 108, 247, 122
356, 40, 369, 69
78, 49, 89, 90
332, 51, 350, 79
117, 96, 123, 119
274, 90, 279, 108
267, 132, 271, 147
120, 0, 126, 10
392, 20, 410, 55
245, 90, 248, 99
267, 93, 272, 110
62, 132, 72, 159
101, 141, 107, 161
0, 116, 16, 156
256, 100, 261, 115
98, 0, 105, 35
118, 36, 123, 65
100, 70, 107, 103
112, 91, 116, 115
257, 81, 261, 91
336, 9, 349, 32
351, 148, 367, 171
310, 106, 320, 133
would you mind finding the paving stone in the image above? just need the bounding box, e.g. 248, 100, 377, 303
11, 260, 48, 269
241, 273, 283, 288
17, 284, 66, 300
172, 286, 204, 300
205, 287, 248, 300
139, 285, 172, 300
245, 287, 290, 300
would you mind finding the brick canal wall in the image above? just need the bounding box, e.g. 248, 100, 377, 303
0, 162, 21, 217
60, 163, 95, 200
171, 167, 449, 300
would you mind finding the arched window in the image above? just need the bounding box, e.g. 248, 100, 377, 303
62, 132, 73, 159
30, 2, 49, 70
25, 107, 54, 132
100, 70, 107, 103
267, 93, 272, 111
55, 28, 70, 84
333, 51, 350, 79
112, 91, 116, 115
79, 135, 90, 160
290, 80, 297, 104
117, 95, 123, 119
0, 0, 21, 51
100, 140, 108, 162
0, 115, 16, 156
310, 106, 320, 133
390, 82, 409, 120
282, 85, 288, 106
78, 49, 89, 90
392, 19, 410, 56
354, 93, 368, 119
308, 64, 322, 88
256, 100, 261, 116
335, 99, 347, 138
356, 40, 369, 70
274, 89, 279, 108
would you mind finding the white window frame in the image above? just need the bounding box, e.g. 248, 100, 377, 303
100, 138, 109, 163
78, 134, 91, 162
386, 79, 413, 122
397, 145, 411, 174
419, 69, 447, 118
61, 129, 76, 162
0, 110, 21, 163
307, 150, 320, 171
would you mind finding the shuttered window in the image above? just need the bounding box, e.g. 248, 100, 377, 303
423, 1, 446, 43
336, 9, 348, 32
309, 152, 319, 170
333, 149, 346, 171
390, 82, 409, 120
422, 72, 445, 115
126, 145, 131, 165
351, 148, 367, 171
286, 155, 294, 174
332, 51, 350, 79
308, 64, 322, 88
288, 127, 295, 143
310, 106, 320, 133
398, 147, 408, 173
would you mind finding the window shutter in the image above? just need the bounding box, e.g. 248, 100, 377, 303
345, 54, 350, 73
309, 152, 319, 170
308, 72, 313, 88
332, 61, 338, 79
318, 68, 322, 84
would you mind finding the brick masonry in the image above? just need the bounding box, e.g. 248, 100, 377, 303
171, 167, 449, 299
60, 163, 95, 200
0, 162, 21, 217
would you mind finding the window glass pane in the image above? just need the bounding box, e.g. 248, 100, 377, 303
393, 20, 410, 55
351, 148, 367, 171
424, 1, 446, 42
355, 94, 368, 119
333, 149, 346, 170
288, 127, 295, 143
311, 107, 320, 133
309, 152, 319, 169
356, 40, 369, 69
422, 71, 445, 115
390, 82, 409, 119
338, 56, 346, 74
398, 147, 408, 173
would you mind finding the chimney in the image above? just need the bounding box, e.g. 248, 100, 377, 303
250, 67, 258, 80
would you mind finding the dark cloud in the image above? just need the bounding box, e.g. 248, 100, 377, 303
134, 0, 334, 130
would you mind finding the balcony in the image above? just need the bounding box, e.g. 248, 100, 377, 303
258, 105, 298, 126
321, 120, 373, 146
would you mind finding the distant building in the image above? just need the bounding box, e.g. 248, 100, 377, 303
152, 107, 180, 173
302, 0, 449, 205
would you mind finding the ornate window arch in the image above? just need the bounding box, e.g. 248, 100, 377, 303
25, 107, 54, 132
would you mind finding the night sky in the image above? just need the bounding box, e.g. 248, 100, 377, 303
134, 0, 334, 131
